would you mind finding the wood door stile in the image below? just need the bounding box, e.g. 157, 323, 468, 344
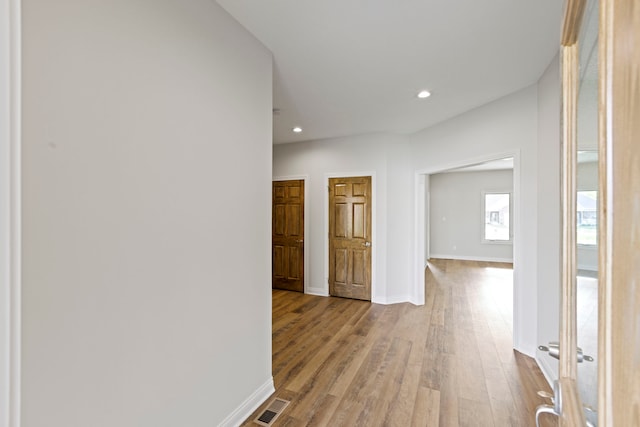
328, 176, 372, 301
598, 0, 640, 424
272, 180, 304, 292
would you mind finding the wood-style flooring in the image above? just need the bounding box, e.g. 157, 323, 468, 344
242, 259, 554, 426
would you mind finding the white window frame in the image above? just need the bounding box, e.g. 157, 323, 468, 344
481, 191, 512, 244
576, 190, 598, 247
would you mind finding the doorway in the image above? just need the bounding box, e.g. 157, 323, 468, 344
414, 151, 524, 350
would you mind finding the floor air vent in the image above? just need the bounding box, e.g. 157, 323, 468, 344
254, 398, 290, 426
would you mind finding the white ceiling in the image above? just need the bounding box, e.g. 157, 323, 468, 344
216, 1, 563, 144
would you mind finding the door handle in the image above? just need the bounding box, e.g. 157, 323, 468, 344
535, 380, 562, 427
296, 239, 303, 243
363, 241, 371, 247
538, 341, 594, 362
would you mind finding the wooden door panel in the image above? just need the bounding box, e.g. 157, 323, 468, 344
274, 204, 286, 236
329, 176, 372, 301
287, 247, 301, 280
334, 203, 348, 237
272, 180, 304, 292
353, 203, 366, 238
288, 184, 300, 198
273, 245, 286, 279
334, 248, 348, 285
286, 204, 302, 236
352, 249, 366, 284
353, 182, 367, 196
334, 183, 347, 197
274, 186, 285, 199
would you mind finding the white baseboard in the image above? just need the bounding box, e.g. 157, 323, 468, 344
429, 254, 513, 263
536, 354, 558, 389
217, 377, 275, 427
306, 287, 329, 297
373, 295, 411, 305
408, 295, 425, 306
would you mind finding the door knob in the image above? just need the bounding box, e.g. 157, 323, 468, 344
363, 241, 371, 247
296, 239, 304, 243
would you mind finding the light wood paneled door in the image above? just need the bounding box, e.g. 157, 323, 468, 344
272, 180, 304, 292
328, 176, 371, 301
553, 0, 640, 425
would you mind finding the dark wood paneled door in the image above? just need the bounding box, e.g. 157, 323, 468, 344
272, 180, 304, 292
329, 176, 372, 301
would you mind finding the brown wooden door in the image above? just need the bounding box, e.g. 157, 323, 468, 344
328, 176, 372, 301
272, 180, 304, 292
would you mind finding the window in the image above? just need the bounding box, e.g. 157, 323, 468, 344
483, 192, 511, 242
577, 190, 597, 245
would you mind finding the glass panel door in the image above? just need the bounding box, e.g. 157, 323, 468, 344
576, 1, 599, 424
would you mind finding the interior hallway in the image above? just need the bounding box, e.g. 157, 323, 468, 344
243, 259, 553, 426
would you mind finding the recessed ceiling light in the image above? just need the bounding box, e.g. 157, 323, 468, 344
417, 90, 431, 99
292, 127, 302, 133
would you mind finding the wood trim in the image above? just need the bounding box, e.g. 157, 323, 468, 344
559, 43, 578, 382
562, 0, 587, 45
559, 378, 586, 426
597, 0, 613, 424
598, 0, 640, 425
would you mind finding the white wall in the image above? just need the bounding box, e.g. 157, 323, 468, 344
429, 170, 514, 262
536, 54, 561, 384
21, 1, 273, 426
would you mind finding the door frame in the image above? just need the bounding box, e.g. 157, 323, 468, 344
414, 150, 522, 347
0, 0, 21, 426
324, 172, 376, 301
273, 175, 309, 294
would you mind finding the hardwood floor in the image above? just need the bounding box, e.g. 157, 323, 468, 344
243, 259, 554, 426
